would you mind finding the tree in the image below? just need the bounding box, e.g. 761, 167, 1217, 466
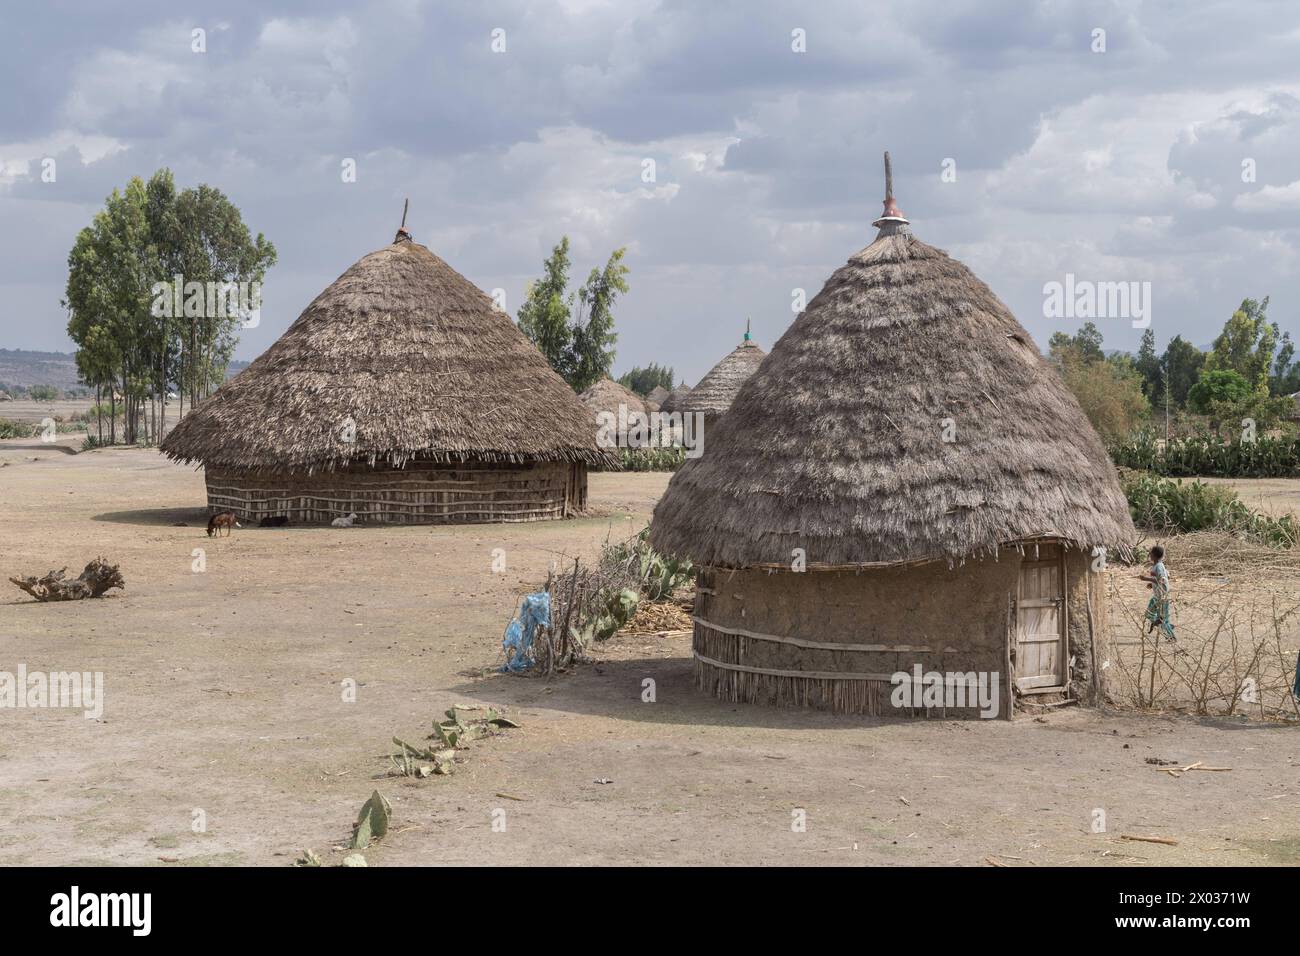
516, 238, 628, 392
1204, 296, 1275, 394
1134, 328, 1161, 402
1187, 369, 1252, 414
1269, 327, 1300, 396
1048, 321, 1105, 365
618, 363, 676, 396
64, 169, 275, 444
1190, 369, 1292, 435
1049, 323, 1148, 441
1055, 353, 1150, 442
569, 248, 628, 393
1160, 335, 1205, 407
170, 182, 277, 406
516, 237, 575, 381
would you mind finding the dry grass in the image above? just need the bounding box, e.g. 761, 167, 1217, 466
1105, 555, 1300, 720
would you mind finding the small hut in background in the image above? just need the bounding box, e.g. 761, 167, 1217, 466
162, 219, 613, 524
579, 378, 651, 423
646, 384, 671, 410
673, 321, 766, 424
579, 378, 653, 444
650, 155, 1134, 718
658, 382, 692, 415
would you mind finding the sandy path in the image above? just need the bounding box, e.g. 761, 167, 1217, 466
0, 446, 1296, 866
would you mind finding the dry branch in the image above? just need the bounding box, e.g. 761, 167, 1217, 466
10, 557, 124, 601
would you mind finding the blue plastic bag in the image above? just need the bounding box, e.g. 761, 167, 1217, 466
501, 591, 551, 673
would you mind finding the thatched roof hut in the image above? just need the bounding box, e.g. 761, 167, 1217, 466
650, 155, 1134, 717
578, 378, 651, 425
673, 321, 766, 420
162, 225, 613, 524
646, 385, 671, 408
658, 383, 692, 414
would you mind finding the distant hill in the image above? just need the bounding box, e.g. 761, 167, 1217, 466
0, 348, 249, 393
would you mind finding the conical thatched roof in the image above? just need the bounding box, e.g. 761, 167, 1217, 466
578, 378, 651, 423
659, 383, 692, 414
162, 233, 613, 472
650, 172, 1134, 569
674, 326, 766, 417
646, 385, 671, 407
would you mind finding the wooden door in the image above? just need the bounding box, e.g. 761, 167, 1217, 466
1015, 544, 1065, 691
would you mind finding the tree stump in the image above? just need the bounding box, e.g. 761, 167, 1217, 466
9, 557, 125, 601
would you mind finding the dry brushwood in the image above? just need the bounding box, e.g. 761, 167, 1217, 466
9, 558, 124, 601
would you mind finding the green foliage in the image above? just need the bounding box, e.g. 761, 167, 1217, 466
1204, 297, 1275, 393
604, 526, 696, 602
1161, 334, 1206, 407
1048, 321, 1104, 365
1110, 431, 1300, 478
516, 237, 627, 391
1135, 328, 1161, 402
28, 385, 59, 401
64, 168, 275, 444
1270, 327, 1300, 396
569, 248, 628, 393
605, 446, 686, 472
0, 418, 33, 439
617, 363, 675, 397
1187, 368, 1252, 413
516, 236, 575, 378
1122, 472, 1298, 547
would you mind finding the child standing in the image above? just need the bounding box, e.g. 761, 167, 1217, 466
1136, 544, 1176, 642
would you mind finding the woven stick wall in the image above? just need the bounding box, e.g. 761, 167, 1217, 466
205, 460, 585, 525
691, 621, 992, 717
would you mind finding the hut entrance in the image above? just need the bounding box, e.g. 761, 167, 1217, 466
1014, 543, 1066, 692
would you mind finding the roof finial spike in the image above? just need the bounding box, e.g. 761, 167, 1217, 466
395, 198, 412, 243
744, 317, 752, 343
872, 150, 910, 233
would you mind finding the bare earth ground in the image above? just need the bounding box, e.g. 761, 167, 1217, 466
0, 399, 96, 424
0, 443, 1296, 867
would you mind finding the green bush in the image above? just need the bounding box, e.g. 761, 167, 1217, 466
595, 446, 687, 472
1122, 471, 1298, 547
0, 418, 34, 439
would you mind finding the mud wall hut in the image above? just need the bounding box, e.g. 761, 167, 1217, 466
161, 228, 614, 524
650, 156, 1134, 718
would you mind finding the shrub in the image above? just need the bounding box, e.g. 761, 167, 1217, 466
1121, 471, 1298, 547
0, 418, 34, 439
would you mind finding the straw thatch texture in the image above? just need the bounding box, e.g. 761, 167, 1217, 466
647, 385, 671, 407
161, 237, 613, 473
650, 230, 1135, 568
658, 383, 692, 414
578, 378, 651, 425
674, 340, 766, 417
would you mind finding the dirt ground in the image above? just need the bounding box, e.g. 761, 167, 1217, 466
0, 442, 1296, 867
0, 398, 96, 425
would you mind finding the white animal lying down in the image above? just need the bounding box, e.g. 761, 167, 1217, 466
331, 512, 358, 528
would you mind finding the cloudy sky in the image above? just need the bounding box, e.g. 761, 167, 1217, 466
2, 0, 1299, 383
